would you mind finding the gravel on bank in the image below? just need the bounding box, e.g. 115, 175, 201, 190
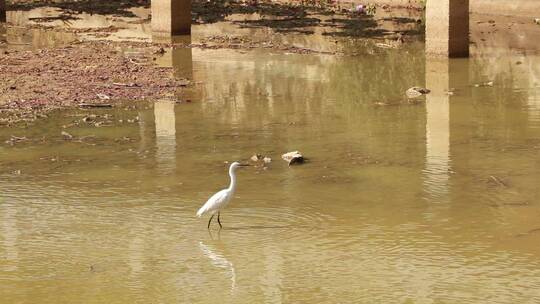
0, 41, 192, 125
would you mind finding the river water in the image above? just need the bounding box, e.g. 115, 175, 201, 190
2, 6, 540, 304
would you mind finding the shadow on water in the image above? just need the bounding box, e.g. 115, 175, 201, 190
0, 23, 6, 44
193, 0, 316, 24
234, 17, 321, 35
321, 16, 389, 38
8, 0, 150, 17
9, 0, 318, 22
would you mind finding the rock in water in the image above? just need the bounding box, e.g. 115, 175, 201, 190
406, 87, 431, 98
61, 131, 73, 140
282, 151, 304, 166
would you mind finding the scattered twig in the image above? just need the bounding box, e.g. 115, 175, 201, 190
489, 175, 508, 187
78, 103, 113, 108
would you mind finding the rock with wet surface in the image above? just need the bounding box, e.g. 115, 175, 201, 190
406, 87, 430, 98
82, 115, 96, 123
282, 151, 304, 166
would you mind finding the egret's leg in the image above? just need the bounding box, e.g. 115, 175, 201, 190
207, 214, 215, 229
217, 212, 223, 229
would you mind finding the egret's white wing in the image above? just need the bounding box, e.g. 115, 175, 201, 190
196, 189, 229, 217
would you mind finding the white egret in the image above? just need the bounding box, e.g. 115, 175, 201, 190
197, 162, 248, 229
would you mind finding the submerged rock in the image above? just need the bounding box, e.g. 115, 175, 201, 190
250, 154, 273, 162
82, 115, 96, 123
474, 81, 494, 87
61, 131, 73, 140
5, 136, 28, 145
282, 151, 304, 166
406, 87, 430, 98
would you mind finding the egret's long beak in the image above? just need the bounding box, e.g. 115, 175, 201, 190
238, 164, 250, 167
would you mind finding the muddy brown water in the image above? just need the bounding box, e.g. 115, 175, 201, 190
2, 7, 540, 304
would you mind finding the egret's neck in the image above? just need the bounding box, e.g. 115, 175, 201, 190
228, 167, 237, 191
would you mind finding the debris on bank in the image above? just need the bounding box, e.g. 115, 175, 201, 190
195, 35, 336, 55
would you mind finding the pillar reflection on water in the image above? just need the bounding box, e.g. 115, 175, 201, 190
261, 244, 284, 304
127, 234, 146, 295
171, 45, 193, 80
423, 57, 469, 200
2, 202, 19, 272
152, 35, 193, 80
152, 36, 193, 173
154, 100, 177, 173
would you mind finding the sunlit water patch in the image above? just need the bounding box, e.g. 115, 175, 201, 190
1, 42, 540, 303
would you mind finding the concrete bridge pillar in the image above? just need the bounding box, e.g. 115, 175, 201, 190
426, 0, 469, 57
1, 0, 6, 23
151, 0, 191, 37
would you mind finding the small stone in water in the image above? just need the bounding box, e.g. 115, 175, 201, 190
82, 115, 96, 123
61, 131, 73, 140
263, 157, 272, 164
406, 87, 431, 98
282, 151, 304, 166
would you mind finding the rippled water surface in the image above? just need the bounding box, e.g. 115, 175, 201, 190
2, 41, 540, 303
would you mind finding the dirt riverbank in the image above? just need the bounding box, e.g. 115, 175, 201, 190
0, 41, 193, 125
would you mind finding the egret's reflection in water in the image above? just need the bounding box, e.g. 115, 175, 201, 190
199, 241, 236, 294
